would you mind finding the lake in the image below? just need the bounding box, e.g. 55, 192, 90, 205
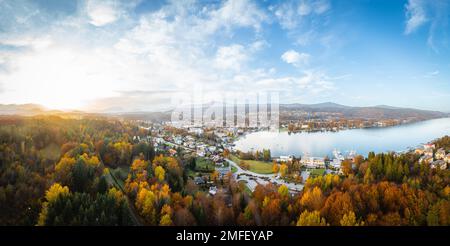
234, 117, 450, 158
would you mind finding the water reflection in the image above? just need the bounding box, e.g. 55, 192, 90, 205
234, 118, 450, 157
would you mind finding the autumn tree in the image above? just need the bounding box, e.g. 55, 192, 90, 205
296, 210, 327, 226
272, 162, 279, 174
279, 164, 288, 178
154, 166, 166, 182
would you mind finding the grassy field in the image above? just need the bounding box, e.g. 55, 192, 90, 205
309, 168, 326, 177
230, 155, 273, 174
231, 166, 238, 173
195, 157, 215, 172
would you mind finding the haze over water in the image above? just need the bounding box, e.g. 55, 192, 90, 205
234, 118, 450, 158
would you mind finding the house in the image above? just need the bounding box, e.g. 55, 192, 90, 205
424, 149, 434, 157
300, 171, 310, 183
275, 155, 294, 163
330, 158, 341, 170
173, 136, 183, 145
424, 143, 435, 150
415, 147, 424, 155
445, 153, 450, 164
168, 149, 177, 156
194, 177, 205, 185
207, 146, 217, 153
196, 150, 205, 157
188, 127, 204, 135
301, 157, 326, 169
209, 186, 218, 196
430, 160, 447, 170
216, 166, 231, 178
419, 155, 433, 164
435, 148, 446, 160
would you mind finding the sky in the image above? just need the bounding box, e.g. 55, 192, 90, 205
0, 0, 449, 112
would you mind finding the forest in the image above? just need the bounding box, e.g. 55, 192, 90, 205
0, 115, 448, 226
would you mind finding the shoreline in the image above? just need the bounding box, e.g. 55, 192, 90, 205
232, 117, 450, 159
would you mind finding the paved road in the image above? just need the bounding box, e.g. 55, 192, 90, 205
225, 158, 303, 192
161, 138, 304, 193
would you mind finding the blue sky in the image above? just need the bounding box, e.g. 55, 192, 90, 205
0, 0, 449, 112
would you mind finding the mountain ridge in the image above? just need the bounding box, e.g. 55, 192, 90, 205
0, 102, 448, 121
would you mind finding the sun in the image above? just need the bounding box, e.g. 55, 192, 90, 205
1, 46, 118, 111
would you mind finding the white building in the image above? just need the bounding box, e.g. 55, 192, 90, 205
419, 155, 434, 164
330, 158, 342, 170
301, 157, 326, 169
431, 160, 447, 170
424, 143, 435, 150
209, 186, 218, 196
445, 153, 450, 164
436, 148, 446, 160
275, 155, 294, 163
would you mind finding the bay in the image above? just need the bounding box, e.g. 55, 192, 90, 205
234, 117, 450, 158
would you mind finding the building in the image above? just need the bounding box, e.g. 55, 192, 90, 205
168, 149, 177, 156
275, 155, 294, 163
330, 158, 342, 170
216, 166, 231, 178
300, 171, 310, 183
430, 160, 447, 170
209, 186, 218, 196
415, 147, 424, 155
445, 153, 450, 164
301, 157, 326, 169
424, 148, 434, 158
419, 155, 433, 164
424, 143, 435, 150
435, 148, 446, 160
194, 177, 205, 185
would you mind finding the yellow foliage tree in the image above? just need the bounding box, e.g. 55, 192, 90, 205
37, 183, 70, 226
45, 183, 70, 203
278, 184, 289, 198
272, 162, 279, 174
279, 164, 288, 177
154, 166, 165, 182
340, 211, 363, 226
160, 214, 172, 226
131, 158, 149, 172
211, 170, 219, 183
136, 188, 157, 225
160, 204, 173, 226
296, 210, 327, 226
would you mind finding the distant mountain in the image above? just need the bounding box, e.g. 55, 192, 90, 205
0, 104, 47, 116
281, 102, 351, 110
280, 103, 449, 120
0, 102, 448, 122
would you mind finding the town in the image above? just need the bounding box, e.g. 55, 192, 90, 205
133, 120, 450, 197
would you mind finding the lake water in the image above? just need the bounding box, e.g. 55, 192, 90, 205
234, 117, 450, 158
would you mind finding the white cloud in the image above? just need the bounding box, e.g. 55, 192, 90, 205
86, 0, 120, 26
207, 0, 268, 32
403, 0, 449, 52
404, 0, 427, 34
313, 0, 331, 15
271, 0, 330, 30
0, 0, 340, 111
424, 70, 439, 78
281, 50, 310, 67
214, 44, 248, 71
298, 1, 312, 16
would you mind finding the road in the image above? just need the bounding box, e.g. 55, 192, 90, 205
225, 158, 304, 193
161, 138, 304, 193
